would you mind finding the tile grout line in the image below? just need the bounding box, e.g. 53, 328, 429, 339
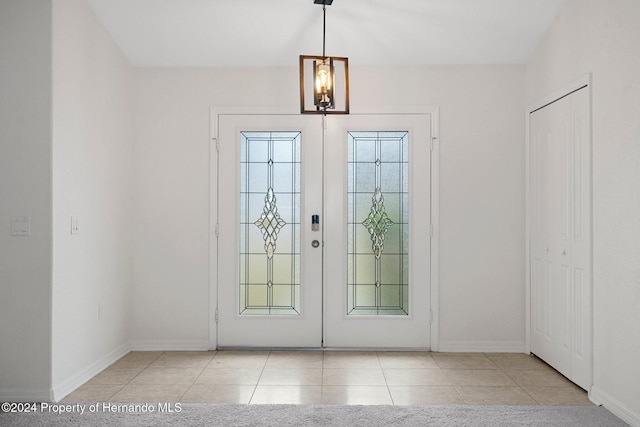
177, 351, 218, 403
108, 350, 166, 402
248, 350, 271, 404
376, 352, 396, 405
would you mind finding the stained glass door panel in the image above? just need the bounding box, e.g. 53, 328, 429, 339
239, 131, 301, 315
217, 115, 322, 347
347, 131, 409, 315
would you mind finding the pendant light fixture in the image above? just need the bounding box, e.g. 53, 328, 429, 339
300, 0, 349, 114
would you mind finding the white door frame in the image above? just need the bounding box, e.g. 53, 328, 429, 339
525, 74, 592, 382
208, 106, 440, 350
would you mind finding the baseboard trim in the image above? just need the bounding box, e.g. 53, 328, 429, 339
130, 340, 210, 351
51, 342, 131, 402
590, 385, 640, 426
437, 340, 526, 353
0, 388, 52, 402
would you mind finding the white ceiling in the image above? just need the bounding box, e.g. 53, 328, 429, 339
87, 0, 566, 67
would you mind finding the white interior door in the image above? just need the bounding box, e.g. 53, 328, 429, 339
217, 114, 323, 347
216, 113, 432, 349
529, 86, 591, 390
324, 114, 432, 348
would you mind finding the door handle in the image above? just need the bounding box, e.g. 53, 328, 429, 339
311, 240, 320, 248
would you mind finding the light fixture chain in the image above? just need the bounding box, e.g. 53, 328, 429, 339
322, 4, 326, 58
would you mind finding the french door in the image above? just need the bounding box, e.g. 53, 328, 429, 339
216, 113, 432, 348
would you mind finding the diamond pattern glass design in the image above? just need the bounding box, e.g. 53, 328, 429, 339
254, 187, 286, 259
347, 131, 409, 315
240, 132, 301, 315
362, 187, 394, 259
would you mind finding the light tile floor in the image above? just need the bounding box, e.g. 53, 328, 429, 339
63, 351, 592, 406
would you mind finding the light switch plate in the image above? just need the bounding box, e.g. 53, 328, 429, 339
11, 216, 31, 236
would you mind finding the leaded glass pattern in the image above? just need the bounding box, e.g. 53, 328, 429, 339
239, 132, 301, 315
347, 131, 409, 315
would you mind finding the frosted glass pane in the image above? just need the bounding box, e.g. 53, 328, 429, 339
294, 254, 300, 282
380, 163, 401, 192
403, 285, 409, 309
239, 254, 247, 282
248, 227, 264, 253
273, 254, 293, 283
401, 224, 409, 254
402, 138, 409, 161
402, 164, 409, 190
354, 139, 376, 162
355, 227, 372, 254
247, 254, 267, 283
354, 284, 376, 307
247, 284, 268, 306
272, 163, 294, 193
347, 253, 355, 283
380, 284, 401, 307
354, 254, 375, 284
347, 224, 355, 252
380, 139, 401, 162
347, 163, 355, 193
247, 140, 269, 163
402, 193, 409, 222
240, 193, 248, 221
355, 163, 376, 192
248, 163, 268, 193
294, 164, 301, 192
292, 223, 301, 254
379, 131, 407, 139
272, 284, 294, 307
240, 139, 247, 161
403, 259, 409, 286
381, 255, 401, 284
274, 226, 293, 254
246, 193, 265, 221
272, 139, 293, 162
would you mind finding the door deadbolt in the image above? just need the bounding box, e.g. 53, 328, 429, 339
311, 240, 320, 248
311, 214, 320, 231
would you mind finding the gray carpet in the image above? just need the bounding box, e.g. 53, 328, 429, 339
0, 403, 627, 426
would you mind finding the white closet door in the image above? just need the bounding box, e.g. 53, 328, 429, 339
530, 94, 569, 373
568, 88, 591, 390
529, 87, 591, 390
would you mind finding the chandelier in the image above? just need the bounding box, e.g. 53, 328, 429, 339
299, 0, 349, 114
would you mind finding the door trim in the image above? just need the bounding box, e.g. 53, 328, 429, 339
209, 107, 440, 350
525, 74, 592, 386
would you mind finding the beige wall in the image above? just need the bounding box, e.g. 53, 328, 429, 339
131, 65, 526, 351
51, 0, 134, 399
0, 0, 53, 401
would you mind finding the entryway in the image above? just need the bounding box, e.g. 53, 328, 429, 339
212, 112, 437, 349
